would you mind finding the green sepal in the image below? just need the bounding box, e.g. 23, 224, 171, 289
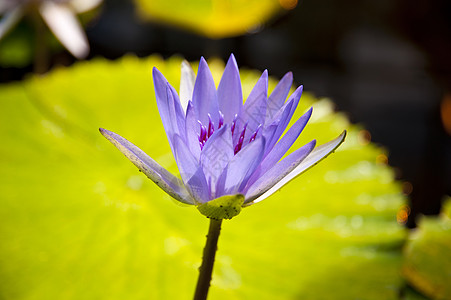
197, 194, 245, 220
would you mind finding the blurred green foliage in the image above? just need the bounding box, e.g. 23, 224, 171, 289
0, 55, 407, 299
402, 197, 451, 300
134, 0, 285, 38
0, 7, 100, 67
0, 25, 34, 67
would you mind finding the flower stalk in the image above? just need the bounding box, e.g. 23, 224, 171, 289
193, 218, 223, 300
32, 9, 49, 74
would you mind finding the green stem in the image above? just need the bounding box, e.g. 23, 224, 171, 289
31, 9, 49, 74
193, 218, 223, 300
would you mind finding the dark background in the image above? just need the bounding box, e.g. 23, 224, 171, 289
2, 0, 450, 227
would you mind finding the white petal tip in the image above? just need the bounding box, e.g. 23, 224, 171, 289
40, 2, 90, 59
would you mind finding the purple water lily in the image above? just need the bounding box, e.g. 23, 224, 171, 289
100, 54, 345, 217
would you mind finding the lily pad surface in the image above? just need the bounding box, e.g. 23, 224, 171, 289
134, 0, 285, 38
402, 197, 451, 300
0, 55, 406, 299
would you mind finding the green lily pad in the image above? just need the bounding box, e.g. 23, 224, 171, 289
0, 55, 406, 299
402, 197, 451, 300
134, 0, 285, 38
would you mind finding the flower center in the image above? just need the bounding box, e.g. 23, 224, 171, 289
198, 112, 261, 154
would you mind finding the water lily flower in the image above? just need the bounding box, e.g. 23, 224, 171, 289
100, 55, 346, 219
0, 0, 102, 58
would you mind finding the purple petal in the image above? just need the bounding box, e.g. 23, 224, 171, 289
216, 137, 266, 197
261, 123, 278, 146
152, 67, 169, 102
247, 131, 347, 205
167, 84, 186, 138
265, 72, 293, 123
244, 140, 316, 202
249, 107, 313, 185
192, 57, 219, 126
236, 70, 268, 144
264, 85, 303, 153
162, 85, 183, 149
217, 54, 243, 124
173, 134, 210, 203
287, 85, 303, 123
153, 67, 171, 133
200, 125, 234, 197
153, 68, 186, 151
185, 101, 201, 160
264, 99, 294, 154
264, 107, 312, 169
99, 128, 194, 204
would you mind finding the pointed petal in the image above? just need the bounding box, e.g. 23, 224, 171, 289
217, 54, 243, 124
192, 57, 219, 125
248, 107, 312, 185
248, 131, 347, 205
185, 101, 201, 160
39, 2, 89, 59
179, 60, 195, 113
264, 85, 303, 153
216, 137, 265, 197
173, 134, 210, 203
69, 0, 102, 13
152, 67, 169, 106
167, 84, 186, 138
264, 99, 293, 154
99, 128, 194, 204
153, 68, 185, 151
262, 123, 278, 147
162, 86, 178, 150
0, 6, 24, 40
245, 140, 316, 202
287, 85, 303, 121
237, 70, 268, 142
262, 108, 312, 171
265, 72, 293, 122
200, 125, 234, 196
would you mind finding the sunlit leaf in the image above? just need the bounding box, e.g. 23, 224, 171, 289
402, 197, 451, 300
134, 0, 287, 38
0, 55, 406, 299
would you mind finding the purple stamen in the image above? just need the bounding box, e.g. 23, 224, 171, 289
231, 114, 238, 135
239, 122, 248, 139
234, 123, 248, 154
202, 128, 207, 142
218, 111, 224, 129
207, 114, 215, 138
198, 121, 207, 144
234, 135, 244, 154
233, 144, 241, 154
249, 125, 262, 143
238, 134, 244, 146
197, 121, 203, 142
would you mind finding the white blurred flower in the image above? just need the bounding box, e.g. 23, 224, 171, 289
0, 0, 102, 59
